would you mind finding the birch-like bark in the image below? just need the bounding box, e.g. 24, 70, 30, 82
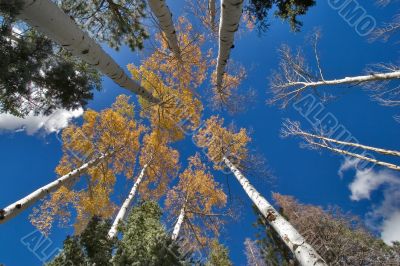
309, 141, 400, 172
107, 163, 148, 239
285, 71, 400, 94
171, 204, 185, 241
223, 156, 327, 266
295, 131, 400, 157
208, 0, 216, 28
215, 0, 243, 88
147, 0, 181, 59
0, 153, 111, 224
16, 0, 159, 104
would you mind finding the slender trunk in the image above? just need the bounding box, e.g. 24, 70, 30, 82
17, 0, 159, 104
223, 156, 327, 266
147, 0, 181, 59
216, 0, 243, 88
309, 141, 400, 172
0, 153, 111, 224
107, 163, 148, 239
296, 131, 400, 157
208, 0, 216, 30
171, 204, 185, 241
288, 71, 400, 88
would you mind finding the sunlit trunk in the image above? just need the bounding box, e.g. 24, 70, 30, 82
223, 156, 327, 266
107, 164, 148, 239
171, 204, 185, 241
148, 0, 181, 59
16, 0, 159, 103
216, 0, 243, 88
286, 71, 400, 89
0, 153, 111, 224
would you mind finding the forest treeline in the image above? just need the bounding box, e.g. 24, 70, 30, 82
1, 0, 399, 265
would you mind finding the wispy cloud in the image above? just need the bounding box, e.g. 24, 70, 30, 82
0, 108, 83, 135
339, 157, 400, 244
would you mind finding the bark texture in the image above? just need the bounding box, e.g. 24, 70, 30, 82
223, 156, 327, 266
16, 0, 159, 103
216, 0, 243, 88
171, 205, 185, 241
284, 71, 400, 92
148, 0, 181, 58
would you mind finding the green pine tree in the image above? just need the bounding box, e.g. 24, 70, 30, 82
47, 201, 192, 266
245, 0, 316, 32
205, 239, 232, 266
47, 217, 114, 266
59, 0, 149, 51
112, 201, 190, 266
0, 3, 101, 117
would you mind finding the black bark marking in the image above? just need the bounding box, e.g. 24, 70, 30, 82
16, 204, 22, 209
81, 49, 89, 54
0, 209, 5, 219
266, 210, 276, 222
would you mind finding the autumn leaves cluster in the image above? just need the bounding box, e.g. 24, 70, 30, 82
29, 17, 252, 251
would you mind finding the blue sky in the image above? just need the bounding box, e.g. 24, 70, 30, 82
1, 1, 400, 265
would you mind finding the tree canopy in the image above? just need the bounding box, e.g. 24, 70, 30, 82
0, 7, 101, 116
245, 0, 316, 32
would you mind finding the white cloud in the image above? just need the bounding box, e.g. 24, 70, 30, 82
339, 157, 400, 245
349, 167, 399, 201
381, 211, 400, 244
0, 108, 83, 135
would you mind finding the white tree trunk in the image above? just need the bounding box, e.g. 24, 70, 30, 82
171, 205, 185, 241
107, 164, 148, 239
148, 0, 181, 59
208, 0, 216, 28
215, 0, 243, 88
16, 0, 159, 104
296, 131, 400, 157
287, 71, 400, 88
223, 156, 327, 266
0, 153, 111, 224
309, 141, 400, 172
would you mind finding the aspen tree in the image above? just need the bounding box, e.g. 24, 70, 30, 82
270, 32, 400, 108
165, 153, 227, 248
282, 120, 400, 172
215, 0, 244, 89
108, 130, 179, 238
148, 0, 181, 58
128, 63, 203, 141
144, 17, 209, 90
195, 116, 327, 266
29, 95, 144, 234
14, 0, 159, 103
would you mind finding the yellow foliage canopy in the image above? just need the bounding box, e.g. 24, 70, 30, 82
211, 65, 247, 113
31, 95, 144, 234
138, 130, 180, 200
146, 16, 210, 89
128, 64, 203, 141
194, 116, 251, 170
165, 153, 227, 247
